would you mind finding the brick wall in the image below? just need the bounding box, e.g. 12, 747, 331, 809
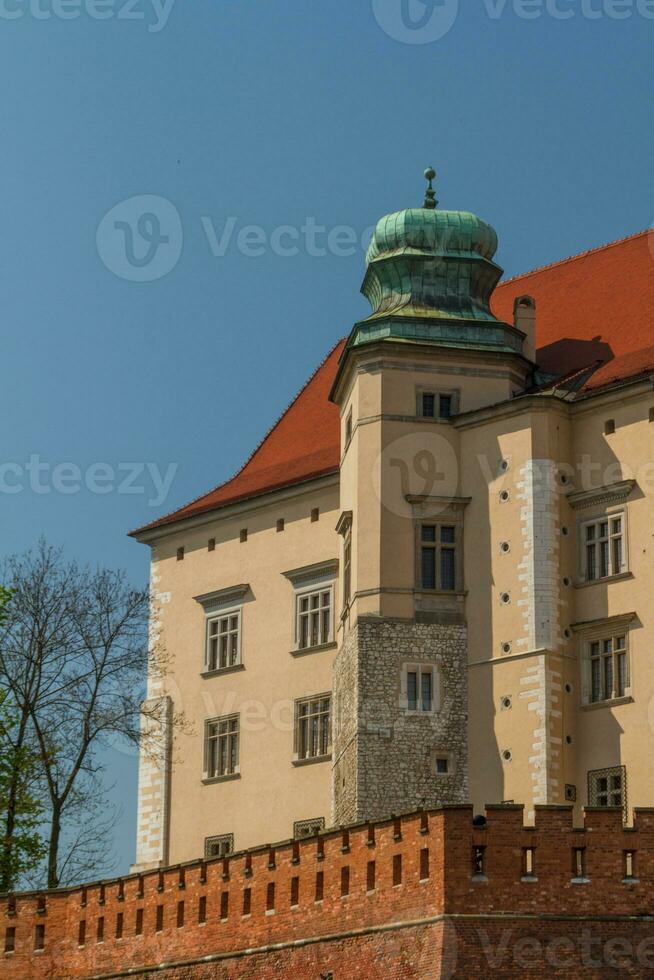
3, 806, 654, 979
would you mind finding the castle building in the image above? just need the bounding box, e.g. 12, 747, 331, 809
130, 172, 654, 870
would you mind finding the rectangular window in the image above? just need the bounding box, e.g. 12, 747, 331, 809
4, 927, 16, 953
419, 389, 457, 419
588, 766, 627, 819
204, 834, 234, 859
345, 410, 353, 445
588, 635, 628, 703
401, 664, 439, 714
421, 392, 436, 418
583, 514, 625, 581
295, 695, 331, 761
421, 524, 458, 591
297, 588, 332, 650
205, 716, 239, 778
206, 611, 241, 672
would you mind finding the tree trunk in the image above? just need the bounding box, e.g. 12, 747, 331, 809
47, 804, 62, 889
0, 716, 29, 891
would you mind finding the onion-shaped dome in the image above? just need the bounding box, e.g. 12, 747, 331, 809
347, 168, 525, 357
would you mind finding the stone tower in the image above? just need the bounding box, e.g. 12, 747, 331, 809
330, 169, 534, 824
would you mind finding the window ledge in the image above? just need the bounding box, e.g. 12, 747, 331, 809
201, 664, 245, 679
471, 874, 488, 884
290, 641, 337, 658
622, 877, 640, 885
415, 589, 467, 598
521, 875, 538, 884
581, 696, 634, 712
575, 571, 633, 590
571, 877, 591, 885
292, 754, 332, 768
202, 772, 241, 785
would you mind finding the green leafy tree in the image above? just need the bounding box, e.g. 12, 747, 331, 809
0, 588, 46, 891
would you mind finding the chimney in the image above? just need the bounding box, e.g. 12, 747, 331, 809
513, 295, 536, 363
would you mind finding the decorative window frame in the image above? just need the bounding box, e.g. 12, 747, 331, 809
588, 765, 628, 823
571, 612, 636, 707
407, 496, 470, 596
294, 817, 326, 839
283, 560, 338, 654
194, 584, 249, 676
203, 714, 240, 782
204, 834, 235, 859
400, 661, 443, 716
567, 480, 635, 584
415, 386, 461, 421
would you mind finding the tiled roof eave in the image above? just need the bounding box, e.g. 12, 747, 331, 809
130, 466, 340, 541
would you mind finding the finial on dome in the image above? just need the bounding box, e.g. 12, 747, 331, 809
423, 167, 438, 209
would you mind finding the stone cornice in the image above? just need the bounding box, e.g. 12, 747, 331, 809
282, 559, 339, 587
570, 611, 638, 634
566, 479, 636, 511
193, 583, 250, 610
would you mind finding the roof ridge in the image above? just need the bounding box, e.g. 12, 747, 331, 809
132, 338, 346, 534
498, 228, 651, 288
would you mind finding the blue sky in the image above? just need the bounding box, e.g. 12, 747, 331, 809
1, 0, 652, 874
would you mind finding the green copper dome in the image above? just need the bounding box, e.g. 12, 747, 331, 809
347, 169, 525, 357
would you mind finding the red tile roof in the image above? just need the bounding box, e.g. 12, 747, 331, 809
492, 229, 654, 374
135, 229, 654, 535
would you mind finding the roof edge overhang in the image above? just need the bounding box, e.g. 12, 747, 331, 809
129, 470, 340, 546
329, 334, 533, 406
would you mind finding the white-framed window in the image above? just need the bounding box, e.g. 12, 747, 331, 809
204, 834, 234, 859
294, 694, 331, 761
204, 715, 239, 779
581, 512, 627, 582
400, 663, 441, 714
587, 634, 629, 704
206, 609, 241, 672
296, 586, 333, 650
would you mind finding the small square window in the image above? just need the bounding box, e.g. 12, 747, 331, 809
277, 518, 285, 533
240, 528, 248, 543
294, 817, 325, 839
205, 833, 234, 859
311, 508, 320, 522
176, 547, 185, 562
605, 419, 616, 435
208, 538, 216, 552
436, 756, 449, 775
